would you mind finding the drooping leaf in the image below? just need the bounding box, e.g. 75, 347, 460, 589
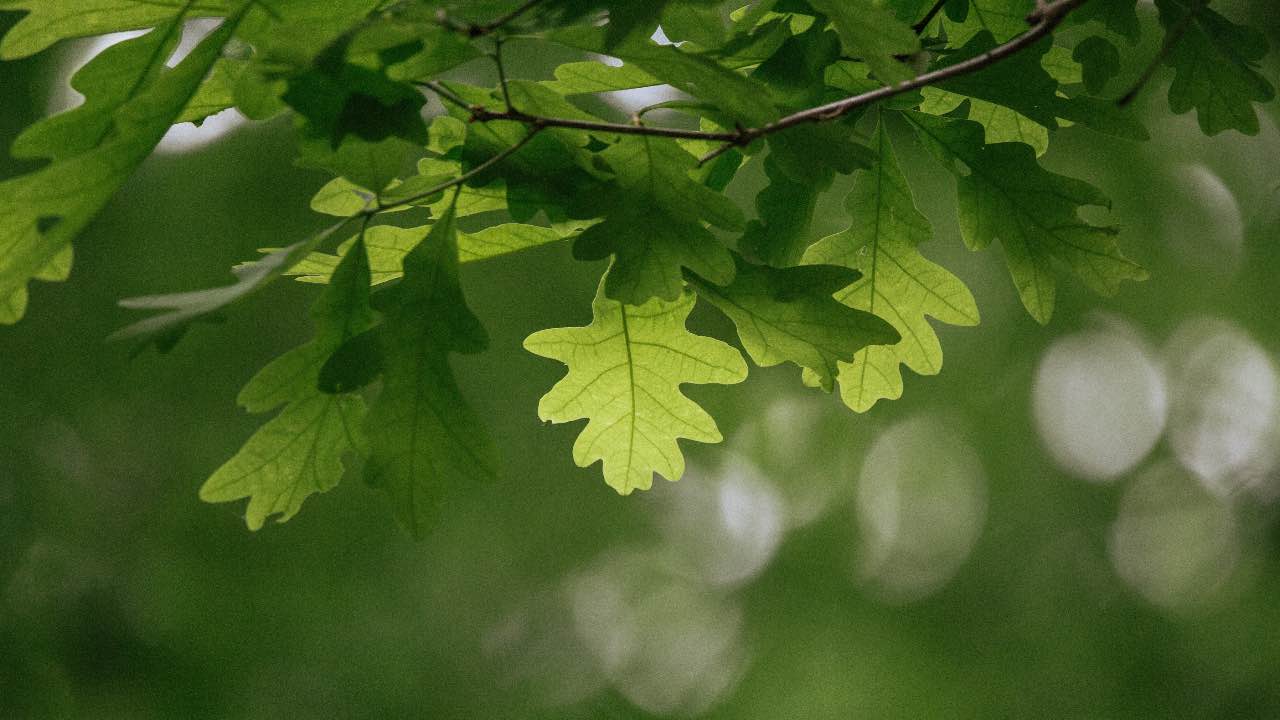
110, 221, 350, 347
905, 110, 1147, 324
687, 255, 900, 391
802, 120, 979, 411
0, 14, 241, 326
199, 233, 375, 529
1154, 0, 1275, 136
360, 204, 497, 536
524, 275, 748, 495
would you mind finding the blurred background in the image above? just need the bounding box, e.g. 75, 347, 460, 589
2, 3, 1279, 717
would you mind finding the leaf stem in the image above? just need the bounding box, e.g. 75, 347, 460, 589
436, 0, 546, 38
912, 0, 950, 34
1117, 0, 1201, 107
368, 126, 546, 214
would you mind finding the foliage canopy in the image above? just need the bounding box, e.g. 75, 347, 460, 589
0, 0, 1275, 534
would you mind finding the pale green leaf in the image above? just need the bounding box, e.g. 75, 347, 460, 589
803, 121, 979, 412
200, 231, 375, 529
524, 276, 748, 495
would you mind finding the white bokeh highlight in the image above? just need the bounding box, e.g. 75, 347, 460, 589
1158, 164, 1245, 276
568, 550, 747, 717
856, 414, 987, 603
1164, 317, 1279, 496
653, 457, 785, 588
1032, 317, 1167, 481
1108, 461, 1241, 610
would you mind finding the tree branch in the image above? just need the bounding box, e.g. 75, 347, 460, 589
418, 81, 743, 142
422, 0, 1085, 166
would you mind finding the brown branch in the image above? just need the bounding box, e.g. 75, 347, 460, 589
697, 0, 1086, 164
418, 80, 743, 142
421, 0, 1085, 166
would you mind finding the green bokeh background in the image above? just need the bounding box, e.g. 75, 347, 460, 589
2, 4, 1279, 717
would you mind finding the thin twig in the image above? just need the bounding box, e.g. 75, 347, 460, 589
421, 0, 1085, 165
697, 0, 1087, 164
491, 36, 514, 112
1117, 0, 1200, 106
370, 127, 546, 214
417, 81, 743, 142
912, 0, 950, 34
437, 0, 546, 38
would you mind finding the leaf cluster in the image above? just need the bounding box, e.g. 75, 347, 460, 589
0, 0, 1274, 533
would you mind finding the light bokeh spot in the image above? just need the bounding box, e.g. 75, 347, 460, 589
856, 414, 986, 603
1032, 318, 1167, 481
1164, 317, 1278, 495
1108, 461, 1241, 610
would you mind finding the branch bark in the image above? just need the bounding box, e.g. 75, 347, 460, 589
426, 0, 1087, 164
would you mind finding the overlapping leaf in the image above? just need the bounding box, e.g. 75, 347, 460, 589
199, 233, 375, 529
525, 275, 748, 494
0, 13, 240, 326
1155, 0, 1275, 135
803, 121, 979, 411
359, 205, 497, 536
687, 255, 900, 391
905, 110, 1147, 324
574, 136, 743, 304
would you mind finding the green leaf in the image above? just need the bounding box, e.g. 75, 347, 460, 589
1073, 36, 1121, 95
523, 274, 748, 495
808, 0, 920, 84
199, 233, 375, 529
0, 0, 236, 59
946, 0, 1034, 45
573, 136, 742, 304
285, 223, 569, 284
361, 204, 497, 536
551, 25, 779, 126
1068, 0, 1141, 43
687, 255, 900, 392
281, 34, 429, 148
905, 110, 1147, 324
1155, 0, 1276, 136
111, 220, 349, 347
802, 121, 979, 412
0, 13, 241, 326
926, 32, 1148, 145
